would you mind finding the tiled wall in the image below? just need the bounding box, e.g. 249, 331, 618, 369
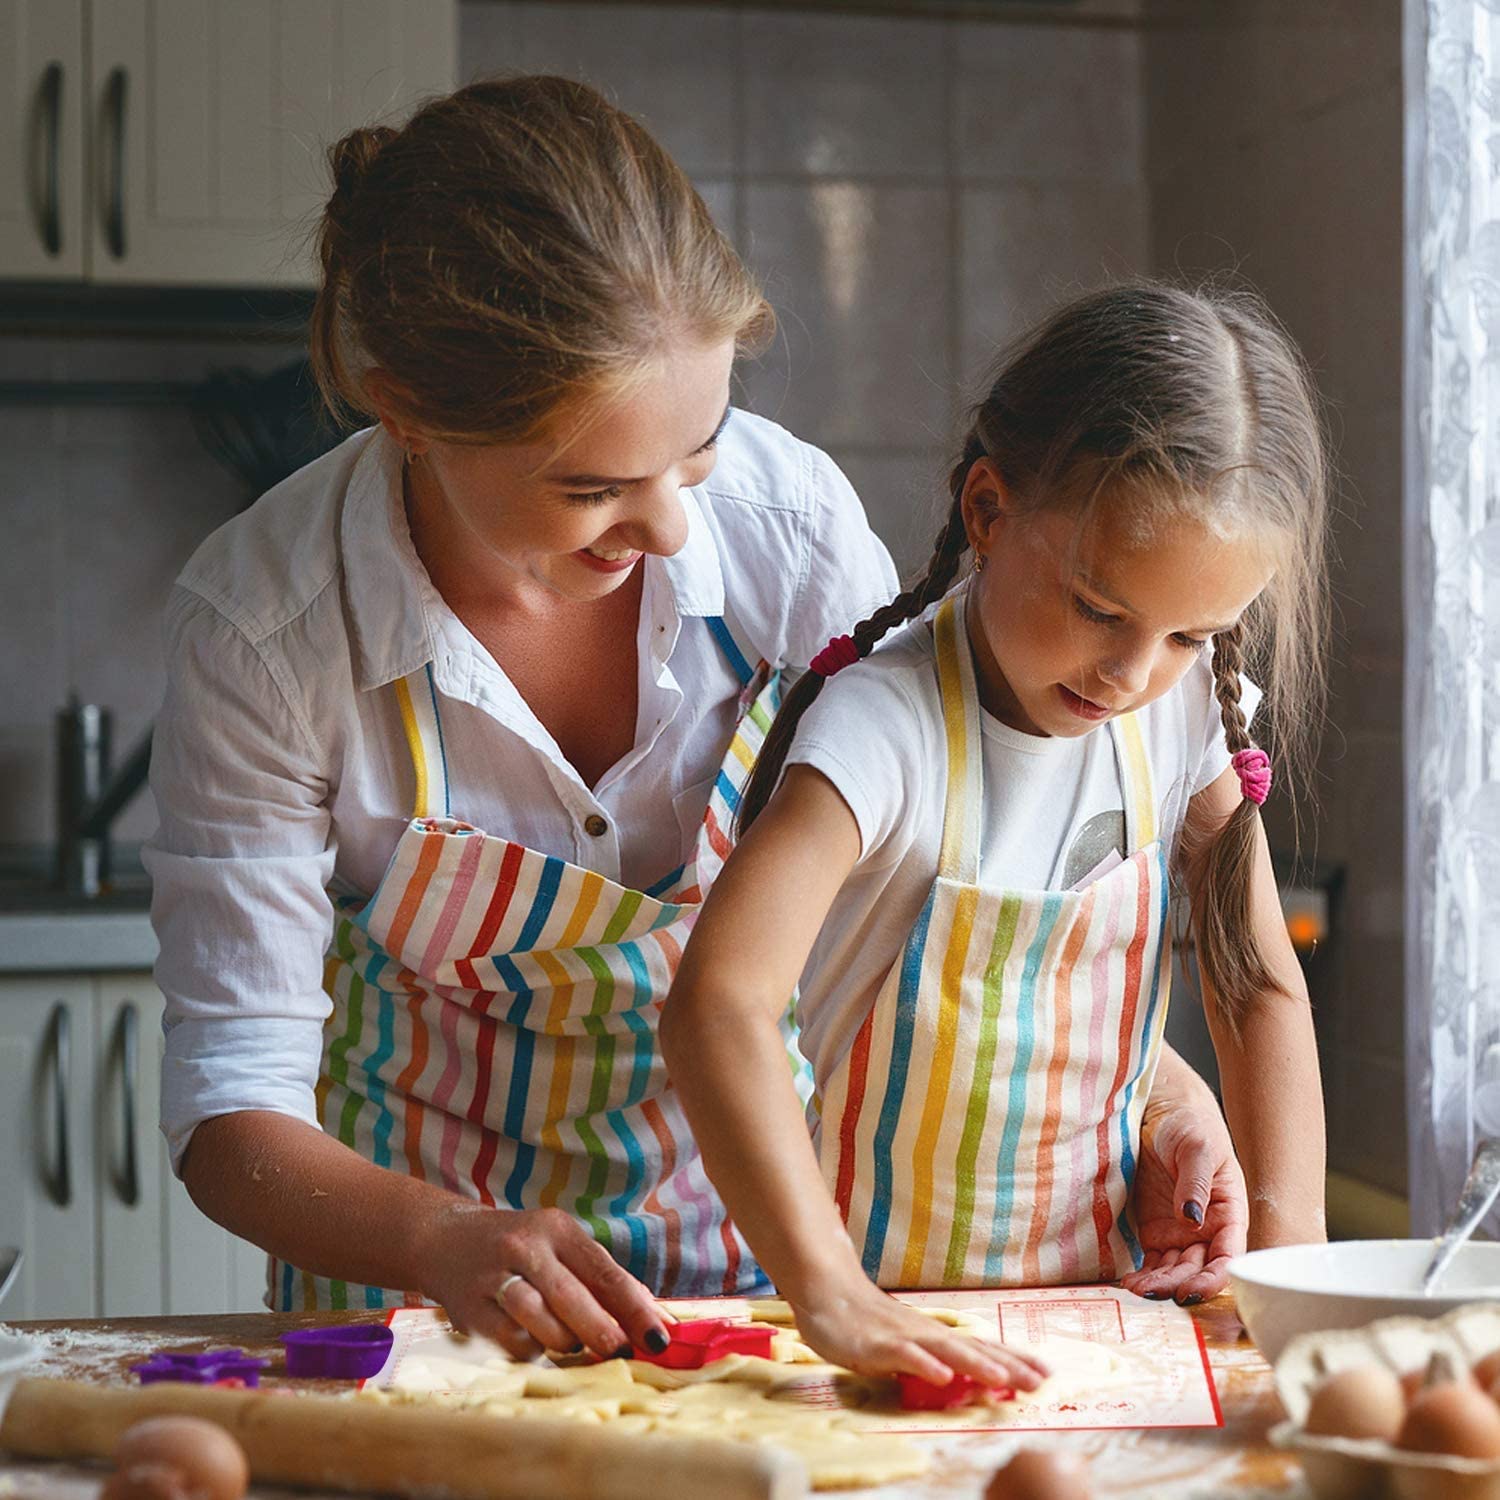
461, 1, 1150, 571
0, 339, 284, 850
1143, 0, 1406, 1195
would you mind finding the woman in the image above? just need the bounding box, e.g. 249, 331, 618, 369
146, 76, 1248, 1363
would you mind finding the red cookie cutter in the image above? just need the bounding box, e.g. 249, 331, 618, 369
633, 1318, 775, 1369
896, 1370, 1015, 1410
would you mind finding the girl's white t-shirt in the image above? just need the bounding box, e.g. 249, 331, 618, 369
784, 601, 1261, 1094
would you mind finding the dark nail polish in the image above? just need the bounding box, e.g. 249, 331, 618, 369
1182, 1200, 1203, 1224
643, 1327, 670, 1355
1179, 1294, 1203, 1307
1141, 1290, 1166, 1300
568, 1342, 585, 1355
612, 1342, 634, 1360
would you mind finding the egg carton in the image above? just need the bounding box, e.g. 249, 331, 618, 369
1269, 1302, 1500, 1499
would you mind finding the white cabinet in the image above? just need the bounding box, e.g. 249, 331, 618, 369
0, 977, 97, 1320
0, 972, 268, 1320
0, 0, 86, 276
1, 0, 456, 286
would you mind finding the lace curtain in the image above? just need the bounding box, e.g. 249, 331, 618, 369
1406, 0, 1500, 1232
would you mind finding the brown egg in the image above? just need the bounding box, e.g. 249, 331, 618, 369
1398, 1380, 1500, 1459
1304, 1365, 1406, 1443
984, 1447, 1093, 1500
100, 1417, 249, 1500
1401, 1350, 1474, 1404
1474, 1349, 1500, 1391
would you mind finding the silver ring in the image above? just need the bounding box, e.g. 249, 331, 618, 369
495, 1272, 528, 1307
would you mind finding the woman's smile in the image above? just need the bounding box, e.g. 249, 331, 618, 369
577, 543, 643, 573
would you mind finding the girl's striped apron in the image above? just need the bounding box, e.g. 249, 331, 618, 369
815, 594, 1172, 1289
270, 617, 809, 1309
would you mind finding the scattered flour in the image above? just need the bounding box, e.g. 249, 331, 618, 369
1, 1323, 175, 1384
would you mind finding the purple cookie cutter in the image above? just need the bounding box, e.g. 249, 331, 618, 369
131, 1348, 269, 1386
280, 1324, 394, 1380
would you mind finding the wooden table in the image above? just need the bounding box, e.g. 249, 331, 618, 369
0, 1297, 1305, 1497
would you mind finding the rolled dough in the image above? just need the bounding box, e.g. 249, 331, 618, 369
365, 1306, 1118, 1490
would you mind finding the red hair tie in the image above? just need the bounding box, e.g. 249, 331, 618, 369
810, 634, 859, 678
1232, 746, 1272, 806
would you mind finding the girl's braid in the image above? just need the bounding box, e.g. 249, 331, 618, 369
1209, 624, 1253, 756
849, 504, 971, 659
736, 462, 979, 836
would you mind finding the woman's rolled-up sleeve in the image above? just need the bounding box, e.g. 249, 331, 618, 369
143, 587, 338, 1177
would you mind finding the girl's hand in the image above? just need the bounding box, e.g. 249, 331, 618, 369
416, 1200, 669, 1361
787, 1281, 1049, 1391
1120, 1078, 1248, 1305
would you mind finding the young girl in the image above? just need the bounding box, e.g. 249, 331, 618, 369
661, 281, 1329, 1385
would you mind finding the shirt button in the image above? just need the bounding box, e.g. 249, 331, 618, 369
584, 814, 609, 838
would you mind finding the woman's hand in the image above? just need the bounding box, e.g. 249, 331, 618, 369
787, 1280, 1049, 1391
1120, 1050, 1248, 1305
417, 1200, 669, 1361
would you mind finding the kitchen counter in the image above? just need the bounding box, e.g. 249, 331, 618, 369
0, 1299, 1301, 1497
0, 908, 156, 973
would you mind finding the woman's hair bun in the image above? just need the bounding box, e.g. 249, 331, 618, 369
309, 76, 772, 443
329, 124, 398, 206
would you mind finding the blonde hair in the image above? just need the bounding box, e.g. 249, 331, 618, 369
742, 280, 1331, 1034
310, 74, 773, 444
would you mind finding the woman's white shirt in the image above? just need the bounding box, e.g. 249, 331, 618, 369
145, 414, 897, 1174
784, 602, 1260, 1098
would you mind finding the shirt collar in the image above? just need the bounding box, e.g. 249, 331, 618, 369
656, 479, 725, 618
339, 429, 443, 692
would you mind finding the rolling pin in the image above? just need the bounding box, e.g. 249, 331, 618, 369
0, 1377, 808, 1500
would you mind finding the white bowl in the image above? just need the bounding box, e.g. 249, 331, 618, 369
0, 1326, 40, 1413
1230, 1239, 1500, 1361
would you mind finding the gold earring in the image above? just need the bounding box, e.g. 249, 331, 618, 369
975, 554, 987, 573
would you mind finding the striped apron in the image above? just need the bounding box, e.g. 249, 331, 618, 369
816, 595, 1172, 1289
270, 617, 808, 1309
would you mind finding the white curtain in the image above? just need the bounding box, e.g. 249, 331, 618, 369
1406, 0, 1500, 1232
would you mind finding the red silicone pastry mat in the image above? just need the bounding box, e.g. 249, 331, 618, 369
368, 1285, 1222, 1433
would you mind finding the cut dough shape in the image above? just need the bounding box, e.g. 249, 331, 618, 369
379, 1347, 925, 1490
746, 1299, 798, 1324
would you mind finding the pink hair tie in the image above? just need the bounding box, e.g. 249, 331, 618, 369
1232, 746, 1272, 806
810, 634, 859, 678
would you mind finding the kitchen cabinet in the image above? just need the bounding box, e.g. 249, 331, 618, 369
0, 976, 97, 1322
1, 0, 456, 287
0, 972, 267, 1320
0, 0, 86, 277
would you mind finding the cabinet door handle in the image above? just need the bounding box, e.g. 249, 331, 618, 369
104, 66, 127, 260
114, 1002, 141, 1207
44, 1004, 72, 1209
39, 62, 62, 256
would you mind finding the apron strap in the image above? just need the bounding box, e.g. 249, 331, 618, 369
704, 615, 757, 689
1108, 710, 1158, 851
934, 595, 984, 884
394, 663, 451, 820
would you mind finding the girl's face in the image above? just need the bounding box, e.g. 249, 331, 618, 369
963, 463, 1275, 739
371, 338, 735, 604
